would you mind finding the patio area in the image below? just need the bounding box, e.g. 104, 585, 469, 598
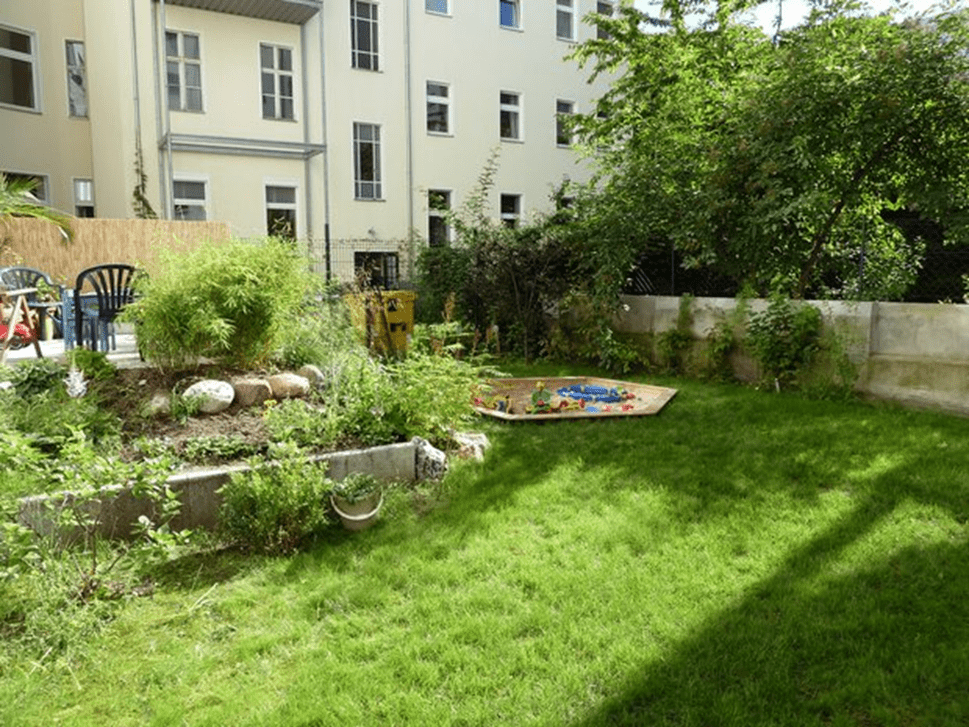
3, 326, 144, 369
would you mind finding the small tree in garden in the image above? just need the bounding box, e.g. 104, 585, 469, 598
416, 151, 573, 360
124, 237, 314, 370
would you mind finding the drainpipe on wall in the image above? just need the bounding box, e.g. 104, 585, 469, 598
319, 11, 332, 281
156, 0, 174, 219
403, 0, 415, 278
149, 0, 168, 216
300, 21, 313, 245
130, 0, 144, 215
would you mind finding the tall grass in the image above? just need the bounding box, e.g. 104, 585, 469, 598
2, 369, 968, 726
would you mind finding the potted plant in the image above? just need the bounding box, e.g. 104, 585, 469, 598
330, 472, 383, 531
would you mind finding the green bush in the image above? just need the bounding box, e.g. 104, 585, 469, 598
746, 294, 822, 389
218, 449, 334, 555
124, 237, 313, 370
263, 398, 335, 450
273, 284, 358, 369
7, 358, 66, 398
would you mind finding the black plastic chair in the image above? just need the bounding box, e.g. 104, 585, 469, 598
0, 266, 64, 338
74, 264, 143, 352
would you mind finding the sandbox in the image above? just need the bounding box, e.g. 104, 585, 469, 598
473, 377, 677, 421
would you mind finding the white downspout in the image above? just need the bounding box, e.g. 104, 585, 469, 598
404, 0, 415, 278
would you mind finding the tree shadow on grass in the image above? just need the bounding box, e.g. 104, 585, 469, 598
566, 478, 969, 726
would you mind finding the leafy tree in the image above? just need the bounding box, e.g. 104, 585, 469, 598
0, 173, 74, 243
570, 0, 969, 299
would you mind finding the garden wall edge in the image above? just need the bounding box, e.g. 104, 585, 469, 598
19, 440, 423, 540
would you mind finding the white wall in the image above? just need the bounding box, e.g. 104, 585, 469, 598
619, 295, 969, 417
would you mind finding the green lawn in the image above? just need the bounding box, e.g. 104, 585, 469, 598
3, 368, 968, 726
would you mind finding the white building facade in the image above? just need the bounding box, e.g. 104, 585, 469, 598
1, 0, 611, 283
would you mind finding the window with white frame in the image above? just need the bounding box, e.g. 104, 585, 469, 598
351, 1, 379, 71
353, 122, 382, 200
74, 178, 94, 217
260, 44, 294, 120
0, 25, 39, 111
500, 91, 521, 140
166, 31, 203, 112
354, 251, 398, 289
65, 41, 87, 117
597, 1, 614, 40
556, 0, 575, 41
2, 171, 47, 202
500, 193, 520, 229
266, 184, 297, 239
427, 189, 451, 246
556, 99, 574, 146
426, 0, 449, 14
426, 81, 450, 134
500, 0, 520, 28
172, 179, 207, 220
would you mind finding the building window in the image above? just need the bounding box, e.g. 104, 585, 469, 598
172, 179, 207, 220
427, 189, 451, 246
556, 99, 574, 146
2, 171, 47, 202
351, 1, 379, 71
426, 0, 449, 14
500, 91, 521, 140
354, 251, 398, 289
166, 31, 203, 112
65, 41, 87, 117
74, 178, 94, 217
597, 1, 614, 40
0, 25, 38, 111
260, 44, 294, 120
426, 81, 450, 134
500, 0, 520, 29
266, 185, 297, 239
500, 194, 520, 229
353, 122, 382, 200
556, 0, 575, 41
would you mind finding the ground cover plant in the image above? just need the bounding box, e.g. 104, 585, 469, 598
1, 363, 966, 726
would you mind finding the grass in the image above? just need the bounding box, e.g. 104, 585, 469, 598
2, 366, 969, 726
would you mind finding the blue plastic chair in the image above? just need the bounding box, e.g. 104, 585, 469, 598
73, 264, 143, 352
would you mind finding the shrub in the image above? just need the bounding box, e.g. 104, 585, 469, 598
263, 398, 335, 450
218, 448, 334, 555
746, 294, 822, 389
7, 358, 66, 398
124, 237, 313, 370
273, 283, 358, 369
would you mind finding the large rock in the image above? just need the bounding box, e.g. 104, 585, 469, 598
183, 379, 235, 414
268, 372, 310, 399
232, 377, 273, 408
144, 392, 171, 418
413, 437, 448, 481
450, 430, 491, 461
298, 364, 326, 390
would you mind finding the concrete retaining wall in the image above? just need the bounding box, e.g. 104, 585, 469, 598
618, 294, 969, 416
19, 440, 422, 540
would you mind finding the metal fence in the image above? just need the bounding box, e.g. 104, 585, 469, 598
624, 244, 969, 304
306, 237, 417, 288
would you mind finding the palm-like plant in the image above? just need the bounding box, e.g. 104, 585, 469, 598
0, 173, 74, 243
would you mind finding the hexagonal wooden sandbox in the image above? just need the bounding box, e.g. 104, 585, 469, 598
473, 377, 677, 421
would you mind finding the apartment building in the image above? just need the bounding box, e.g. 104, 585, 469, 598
1, 0, 611, 283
